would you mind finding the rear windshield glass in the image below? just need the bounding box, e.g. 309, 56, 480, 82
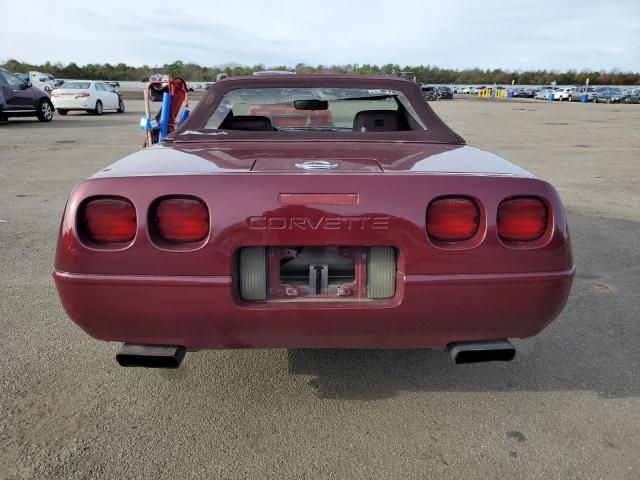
60, 82, 91, 89
205, 88, 425, 132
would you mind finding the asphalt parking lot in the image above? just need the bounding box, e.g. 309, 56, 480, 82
1, 98, 639, 479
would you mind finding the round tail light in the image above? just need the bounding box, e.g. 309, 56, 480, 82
80, 197, 136, 243
497, 197, 548, 242
153, 197, 209, 242
427, 197, 480, 242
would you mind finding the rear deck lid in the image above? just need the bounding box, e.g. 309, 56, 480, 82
92, 142, 533, 179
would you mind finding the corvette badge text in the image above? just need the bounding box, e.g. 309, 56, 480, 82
247, 216, 390, 230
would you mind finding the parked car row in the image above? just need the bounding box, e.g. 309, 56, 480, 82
534, 85, 638, 103
594, 88, 638, 103
509, 87, 536, 98
618, 88, 640, 103
456, 85, 486, 95
538, 87, 575, 101
420, 85, 453, 100
0, 68, 126, 122
453, 83, 640, 104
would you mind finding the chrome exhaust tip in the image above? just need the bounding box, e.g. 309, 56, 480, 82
116, 344, 186, 368
447, 340, 515, 364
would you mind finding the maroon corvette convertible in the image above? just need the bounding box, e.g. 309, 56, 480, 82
54, 74, 574, 368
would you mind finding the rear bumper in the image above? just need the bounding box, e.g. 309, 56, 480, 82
53, 267, 574, 349
51, 99, 93, 109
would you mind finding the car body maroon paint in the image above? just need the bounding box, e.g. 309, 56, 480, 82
53, 75, 573, 353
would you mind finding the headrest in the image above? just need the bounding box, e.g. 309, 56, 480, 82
352, 110, 401, 132
219, 115, 273, 131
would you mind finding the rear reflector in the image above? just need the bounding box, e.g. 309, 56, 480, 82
427, 197, 480, 242
497, 197, 547, 242
81, 197, 136, 243
154, 197, 209, 242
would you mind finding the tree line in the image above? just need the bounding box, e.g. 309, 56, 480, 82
3, 59, 639, 85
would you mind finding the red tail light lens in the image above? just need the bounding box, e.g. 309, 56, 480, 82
81, 197, 136, 243
497, 197, 548, 242
75, 92, 90, 97
154, 197, 209, 242
427, 197, 480, 242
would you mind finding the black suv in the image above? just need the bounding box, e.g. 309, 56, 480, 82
420, 85, 437, 101
0, 68, 54, 122
435, 86, 453, 99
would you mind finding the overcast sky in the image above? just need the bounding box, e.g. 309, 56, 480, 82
2, 0, 639, 71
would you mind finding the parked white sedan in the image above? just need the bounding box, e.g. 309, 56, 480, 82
51, 81, 124, 115
553, 87, 575, 101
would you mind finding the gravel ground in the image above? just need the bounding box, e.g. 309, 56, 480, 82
0, 98, 639, 479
